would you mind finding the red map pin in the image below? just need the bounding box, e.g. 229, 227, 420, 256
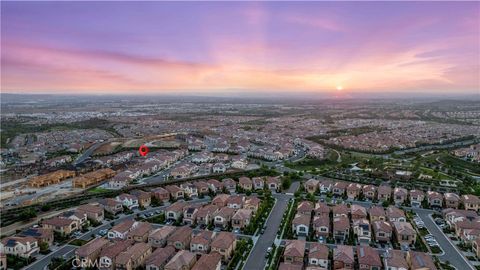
139, 145, 149, 157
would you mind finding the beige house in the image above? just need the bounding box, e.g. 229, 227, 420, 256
211, 232, 236, 261
393, 222, 416, 246
115, 242, 152, 270
283, 240, 305, 265
0, 236, 39, 258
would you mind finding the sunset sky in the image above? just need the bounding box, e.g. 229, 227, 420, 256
1, 1, 479, 96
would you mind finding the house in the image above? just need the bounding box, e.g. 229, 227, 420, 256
98, 240, 133, 269
333, 216, 350, 243
214, 207, 236, 229
165, 185, 184, 200
167, 226, 192, 250
0, 236, 38, 258
165, 201, 187, 222
279, 263, 303, 270
222, 178, 237, 193
100, 198, 123, 214
196, 204, 219, 226
332, 204, 349, 217
183, 204, 202, 225
193, 181, 210, 195
387, 206, 406, 222
61, 210, 88, 226
378, 185, 392, 201
127, 222, 152, 242
77, 204, 105, 223
406, 251, 437, 270
372, 221, 393, 243
314, 202, 330, 217
130, 190, 151, 208
42, 217, 79, 236
266, 176, 281, 191
444, 193, 460, 209
427, 191, 443, 208
148, 226, 176, 248
357, 246, 382, 270
297, 201, 314, 215
362, 185, 377, 201
164, 250, 197, 270
232, 209, 253, 230
244, 197, 261, 212
207, 179, 223, 193
252, 177, 265, 190
384, 250, 408, 270
192, 253, 222, 270
353, 219, 371, 245
75, 238, 110, 267
239, 176, 253, 190
409, 190, 425, 208
180, 183, 199, 198
313, 215, 330, 239
319, 180, 333, 194
145, 246, 175, 270
308, 242, 329, 269
333, 245, 354, 270
351, 204, 367, 221
283, 240, 305, 265
393, 222, 416, 246
462, 194, 480, 212
231, 156, 248, 170
304, 179, 319, 194
333, 182, 347, 196
369, 206, 387, 222
212, 194, 230, 207
18, 228, 54, 246
292, 213, 311, 237
116, 193, 139, 210
226, 195, 245, 209
151, 187, 170, 203
190, 230, 215, 254
473, 238, 480, 259
212, 163, 227, 173
108, 219, 137, 239
211, 232, 236, 261
346, 183, 362, 199
393, 188, 408, 205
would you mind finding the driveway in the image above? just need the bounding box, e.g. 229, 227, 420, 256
243, 182, 299, 270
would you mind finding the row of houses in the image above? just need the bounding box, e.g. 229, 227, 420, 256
0, 203, 105, 258
442, 208, 480, 258
304, 179, 480, 210
76, 223, 237, 270
279, 240, 436, 270
163, 194, 261, 230
292, 201, 416, 247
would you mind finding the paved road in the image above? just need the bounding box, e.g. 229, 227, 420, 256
243, 182, 299, 270
73, 142, 105, 166
414, 209, 474, 270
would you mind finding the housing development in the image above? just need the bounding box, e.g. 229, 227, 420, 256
0, 96, 479, 270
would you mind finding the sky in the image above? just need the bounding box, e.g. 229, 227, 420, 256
1, 1, 479, 96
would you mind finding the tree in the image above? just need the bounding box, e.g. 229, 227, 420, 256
19, 209, 36, 220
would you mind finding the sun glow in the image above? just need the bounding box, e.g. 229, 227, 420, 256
336, 85, 343, 91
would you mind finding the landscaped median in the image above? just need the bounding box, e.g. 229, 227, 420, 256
226, 238, 254, 270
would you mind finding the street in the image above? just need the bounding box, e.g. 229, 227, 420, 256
414, 208, 475, 270
243, 182, 300, 270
